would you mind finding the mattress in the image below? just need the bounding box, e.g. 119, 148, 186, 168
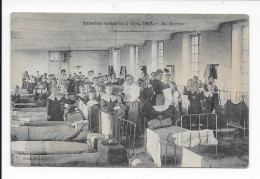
12, 152, 99, 167
12, 111, 48, 122
11, 125, 90, 142
15, 107, 47, 112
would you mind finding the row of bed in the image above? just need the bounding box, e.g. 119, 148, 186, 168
10, 87, 249, 167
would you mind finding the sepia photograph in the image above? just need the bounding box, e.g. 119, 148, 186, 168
10, 13, 249, 168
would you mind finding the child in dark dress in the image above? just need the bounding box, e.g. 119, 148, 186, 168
204, 76, 219, 113
11, 85, 20, 103
86, 90, 100, 131
100, 84, 118, 115
188, 81, 204, 114
140, 77, 155, 121
27, 76, 36, 94
74, 75, 80, 94
34, 84, 47, 107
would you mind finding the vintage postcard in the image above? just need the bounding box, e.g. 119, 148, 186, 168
10, 13, 249, 168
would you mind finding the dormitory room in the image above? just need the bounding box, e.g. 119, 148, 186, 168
10, 13, 249, 168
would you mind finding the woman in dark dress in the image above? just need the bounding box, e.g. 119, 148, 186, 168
67, 74, 74, 94
183, 79, 193, 95
151, 70, 166, 106
27, 75, 37, 94
47, 87, 75, 121
40, 75, 48, 89
204, 76, 219, 113
188, 81, 204, 114
22, 71, 29, 89
109, 73, 119, 85
100, 85, 118, 115
73, 75, 80, 94
86, 90, 100, 131
34, 84, 47, 107
137, 72, 146, 88
11, 85, 20, 103
118, 74, 125, 86
140, 77, 155, 121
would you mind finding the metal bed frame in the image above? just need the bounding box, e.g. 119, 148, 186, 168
180, 114, 218, 155
98, 111, 136, 156
144, 113, 218, 167
236, 91, 249, 106
218, 90, 231, 106
76, 99, 91, 130
225, 91, 249, 138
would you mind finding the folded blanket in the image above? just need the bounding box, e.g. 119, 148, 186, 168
147, 117, 172, 130
169, 129, 218, 147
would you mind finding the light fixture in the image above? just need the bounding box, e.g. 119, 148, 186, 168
113, 30, 119, 51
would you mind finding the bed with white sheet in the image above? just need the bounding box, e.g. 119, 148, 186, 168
145, 113, 219, 167
146, 126, 218, 167
146, 125, 187, 167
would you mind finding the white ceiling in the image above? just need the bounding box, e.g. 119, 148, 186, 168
11, 13, 248, 51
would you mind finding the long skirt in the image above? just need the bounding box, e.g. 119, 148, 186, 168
126, 101, 141, 137
156, 94, 165, 106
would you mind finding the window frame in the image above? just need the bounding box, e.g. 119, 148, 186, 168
158, 41, 164, 69
135, 46, 139, 78
242, 26, 249, 93
191, 34, 201, 77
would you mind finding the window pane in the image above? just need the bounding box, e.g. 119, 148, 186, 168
159, 49, 163, 57
191, 55, 195, 62
243, 27, 249, 40
194, 45, 199, 53
192, 54, 199, 62
191, 46, 195, 54
54, 52, 59, 60
242, 72, 249, 83
194, 54, 199, 62
50, 52, 54, 60
159, 42, 163, 49
243, 84, 249, 93
192, 37, 195, 45
243, 51, 249, 62
243, 61, 249, 72
243, 39, 249, 51
194, 36, 198, 45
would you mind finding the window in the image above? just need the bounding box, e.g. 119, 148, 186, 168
135, 46, 139, 78
49, 51, 70, 62
191, 35, 201, 77
158, 41, 164, 69
242, 26, 249, 93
